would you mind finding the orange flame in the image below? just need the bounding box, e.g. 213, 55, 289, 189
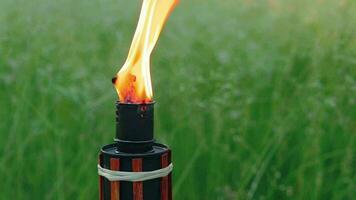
113, 0, 179, 103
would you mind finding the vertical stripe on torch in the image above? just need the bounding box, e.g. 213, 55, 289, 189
168, 151, 172, 200
99, 155, 104, 200
161, 153, 169, 200
132, 158, 143, 200
110, 158, 120, 200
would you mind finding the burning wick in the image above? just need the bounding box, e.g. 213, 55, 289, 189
113, 0, 179, 103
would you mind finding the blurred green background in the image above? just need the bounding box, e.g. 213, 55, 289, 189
0, 0, 355, 199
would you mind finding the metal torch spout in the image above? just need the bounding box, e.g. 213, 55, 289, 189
115, 101, 155, 153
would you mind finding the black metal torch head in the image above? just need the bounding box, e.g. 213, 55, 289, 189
98, 101, 172, 200
115, 101, 155, 153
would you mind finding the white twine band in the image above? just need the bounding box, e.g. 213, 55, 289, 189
98, 163, 173, 182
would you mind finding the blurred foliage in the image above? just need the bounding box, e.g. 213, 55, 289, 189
0, 0, 355, 199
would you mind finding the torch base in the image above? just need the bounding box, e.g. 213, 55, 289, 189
98, 142, 172, 200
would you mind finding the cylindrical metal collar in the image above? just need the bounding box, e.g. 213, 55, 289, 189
115, 101, 155, 153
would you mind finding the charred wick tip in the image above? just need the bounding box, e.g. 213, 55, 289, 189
111, 76, 117, 84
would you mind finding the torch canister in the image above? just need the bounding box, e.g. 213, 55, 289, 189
98, 102, 172, 200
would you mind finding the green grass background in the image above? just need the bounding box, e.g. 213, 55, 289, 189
0, 0, 355, 199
